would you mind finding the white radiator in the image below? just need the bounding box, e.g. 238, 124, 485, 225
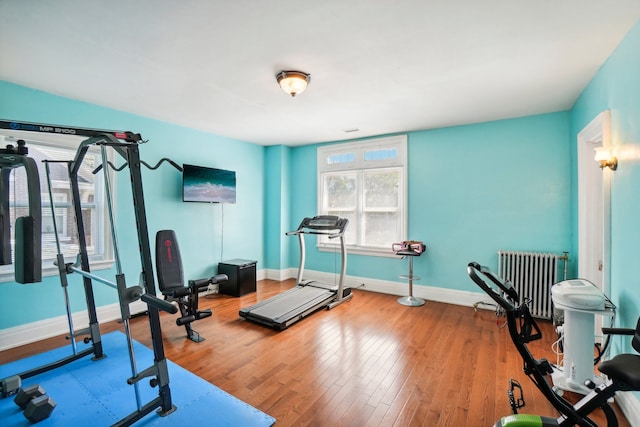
497, 251, 567, 319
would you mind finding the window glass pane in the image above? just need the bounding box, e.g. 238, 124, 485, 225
363, 212, 399, 246
364, 169, 399, 208
324, 173, 357, 209
1, 142, 106, 278
327, 152, 355, 165
325, 210, 357, 245
42, 194, 69, 260
322, 173, 357, 245
364, 148, 397, 161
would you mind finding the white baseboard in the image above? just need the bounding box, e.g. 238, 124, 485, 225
306, 269, 496, 309
263, 267, 297, 281
0, 301, 146, 352
616, 391, 640, 426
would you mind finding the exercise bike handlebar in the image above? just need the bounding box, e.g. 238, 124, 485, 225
467, 262, 518, 311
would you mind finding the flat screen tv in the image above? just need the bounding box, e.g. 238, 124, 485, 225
182, 164, 236, 204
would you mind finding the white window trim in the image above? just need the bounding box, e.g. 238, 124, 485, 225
317, 135, 408, 257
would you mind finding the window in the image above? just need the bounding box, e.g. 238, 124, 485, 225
0, 136, 113, 281
318, 135, 407, 256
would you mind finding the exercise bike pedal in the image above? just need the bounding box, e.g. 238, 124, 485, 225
507, 379, 525, 414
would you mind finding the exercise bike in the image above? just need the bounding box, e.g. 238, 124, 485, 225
467, 262, 640, 427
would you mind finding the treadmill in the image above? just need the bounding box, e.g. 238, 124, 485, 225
239, 215, 352, 330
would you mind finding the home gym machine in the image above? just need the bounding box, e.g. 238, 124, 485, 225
468, 262, 640, 427
240, 215, 352, 330
0, 120, 179, 426
0, 138, 41, 283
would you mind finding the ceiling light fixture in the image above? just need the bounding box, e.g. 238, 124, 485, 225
276, 70, 310, 97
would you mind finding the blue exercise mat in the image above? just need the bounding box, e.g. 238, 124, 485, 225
0, 332, 275, 426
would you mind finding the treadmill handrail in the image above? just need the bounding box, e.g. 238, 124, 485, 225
290, 216, 348, 298
286, 229, 342, 238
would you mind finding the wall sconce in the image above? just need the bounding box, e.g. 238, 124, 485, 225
594, 146, 618, 171
276, 70, 310, 97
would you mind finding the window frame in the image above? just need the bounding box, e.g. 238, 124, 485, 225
317, 135, 408, 257
0, 134, 114, 283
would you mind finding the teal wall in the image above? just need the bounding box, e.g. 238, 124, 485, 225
570, 18, 640, 352
0, 81, 265, 328
264, 145, 291, 271
286, 113, 572, 292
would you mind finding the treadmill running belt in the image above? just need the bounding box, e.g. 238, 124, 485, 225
240, 285, 334, 329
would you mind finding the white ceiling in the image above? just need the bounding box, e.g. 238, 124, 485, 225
1, 1, 640, 146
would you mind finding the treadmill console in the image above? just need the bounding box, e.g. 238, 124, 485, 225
300, 215, 348, 232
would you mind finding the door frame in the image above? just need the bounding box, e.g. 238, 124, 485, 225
577, 110, 611, 296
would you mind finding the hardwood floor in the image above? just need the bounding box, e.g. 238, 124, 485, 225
1, 279, 631, 426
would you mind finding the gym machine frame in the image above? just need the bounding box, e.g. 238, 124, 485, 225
0, 120, 178, 426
